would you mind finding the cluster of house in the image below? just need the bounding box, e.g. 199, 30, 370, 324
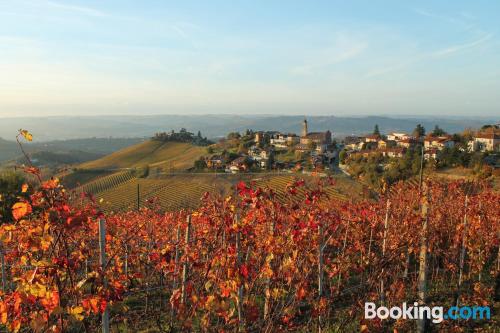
343, 128, 499, 162
204, 119, 336, 173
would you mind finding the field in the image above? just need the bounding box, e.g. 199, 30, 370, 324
68, 172, 360, 213
60, 169, 113, 188
78, 140, 206, 171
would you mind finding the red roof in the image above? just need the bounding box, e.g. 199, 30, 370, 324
475, 132, 500, 140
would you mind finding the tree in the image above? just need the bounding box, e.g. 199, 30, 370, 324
373, 124, 380, 136
339, 150, 347, 164
412, 124, 426, 138
237, 143, 247, 155
432, 125, 446, 136
194, 157, 207, 170
227, 132, 241, 140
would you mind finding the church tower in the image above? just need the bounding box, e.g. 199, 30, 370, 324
302, 118, 308, 137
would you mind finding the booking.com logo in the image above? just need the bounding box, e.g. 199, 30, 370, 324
365, 302, 491, 323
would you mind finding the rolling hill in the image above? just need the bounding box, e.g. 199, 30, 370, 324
78, 140, 206, 171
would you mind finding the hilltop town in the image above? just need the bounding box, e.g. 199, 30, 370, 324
193, 119, 499, 186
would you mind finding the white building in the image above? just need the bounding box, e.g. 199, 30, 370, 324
468, 132, 500, 152
387, 132, 410, 141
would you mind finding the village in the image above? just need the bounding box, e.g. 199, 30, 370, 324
196, 119, 499, 175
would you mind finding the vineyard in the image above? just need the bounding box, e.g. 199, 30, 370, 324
71, 174, 353, 213
1, 170, 499, 332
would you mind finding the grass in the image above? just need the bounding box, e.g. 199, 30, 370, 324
78, 140, 206, 171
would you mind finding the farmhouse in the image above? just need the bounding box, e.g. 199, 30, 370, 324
386, 132, 410, 141
423, 135, 455, 150
468, 131, 500, 152
269, 133, 299, 148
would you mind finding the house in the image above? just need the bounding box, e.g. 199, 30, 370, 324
343, 136, 364, 151
424, 135, 455, 150
364, 134, 381, 143
387, 132, 410, 141
397, 138, 416, 148
424, 149, 439, 160
468, 132, 500, 152
270, 133, 299, 148
255, 131, 279, 145
378, 140, 396, 149
380, 147, 406, 158
229, 156, 251, 173
206, 155, 225, 169
248, 146, 273, 168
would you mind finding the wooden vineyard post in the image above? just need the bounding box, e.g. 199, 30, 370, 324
99, 218, 110, 333
318, 220, 324, 333
124, 244, 128, 277
264, 219, 275, 321
380, 199, 390, 304
417, 185, 429, 333
172, 223, 181, 288
170, 222, 182, 319
235, 214, 244, 332
337, 223, 348, 295
181, 214, 191, 305
456, 195, 468, 307
1, 248, 6, 293
137, 183, 140, 211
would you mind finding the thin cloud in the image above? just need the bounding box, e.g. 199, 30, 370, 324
291, 41, 367, 76
44, 0, 106, 17
366, 33, 493, 78
365, 57, 421, 78
433, 33, 493, 57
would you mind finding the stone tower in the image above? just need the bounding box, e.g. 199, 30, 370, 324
302, 118, 308, 137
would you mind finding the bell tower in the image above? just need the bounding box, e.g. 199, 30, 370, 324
302, 118, 308, 137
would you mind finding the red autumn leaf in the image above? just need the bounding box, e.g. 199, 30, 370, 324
239, 264, 249, 278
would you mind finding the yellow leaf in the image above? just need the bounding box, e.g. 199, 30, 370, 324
68, 306, 84, 321
28, 283, 47, 297
20, 129, 33, 142
12, 202, 32, 220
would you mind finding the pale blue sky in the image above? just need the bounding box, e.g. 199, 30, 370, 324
0, 0, 499, 117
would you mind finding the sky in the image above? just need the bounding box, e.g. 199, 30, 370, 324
0, 0, 499, 118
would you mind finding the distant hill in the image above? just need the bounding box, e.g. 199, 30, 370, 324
14, 150, 104, 167
0, 137, 144, 164
0, 115, 495, 141
0, 138, 20, 163
79, 140, 206, 171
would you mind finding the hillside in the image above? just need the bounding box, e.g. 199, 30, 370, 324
78, 140, 206, 170
0, 138, 21, 163
0, 137, 144, 164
